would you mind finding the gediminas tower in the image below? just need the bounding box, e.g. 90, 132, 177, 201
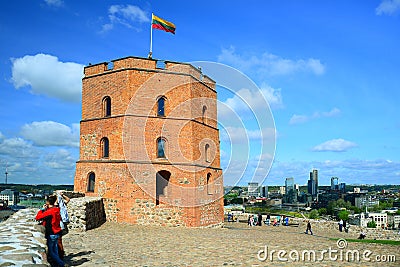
74, 56, 224, 227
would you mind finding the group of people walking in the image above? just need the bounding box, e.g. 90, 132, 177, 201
35, 191, 70, 267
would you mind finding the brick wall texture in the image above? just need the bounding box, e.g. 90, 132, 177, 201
74, 56, 224, 227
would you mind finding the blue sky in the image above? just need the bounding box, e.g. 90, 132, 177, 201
0, 0, 399, 186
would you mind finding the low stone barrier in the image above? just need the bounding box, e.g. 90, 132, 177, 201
0, 208, 50, 266
229, 213, 400, 240
67, 197, 106, 232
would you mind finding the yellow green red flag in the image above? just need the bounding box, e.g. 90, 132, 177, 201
152, 14, 176, 34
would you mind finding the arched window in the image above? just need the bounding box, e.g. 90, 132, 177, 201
205, 144, 210, 162
157, 97, 165, 116
100, 137, 109, 158
207, 173, 212, 195
87, 172, 95, 192
102, 96, 111, 117
157, 137, 166, 158
202, 105, 207, 123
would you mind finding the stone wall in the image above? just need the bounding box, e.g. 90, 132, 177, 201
67, 197, 106, 232
0, 208, 49, 266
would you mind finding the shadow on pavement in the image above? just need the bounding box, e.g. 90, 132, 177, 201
64, 250, 94, 266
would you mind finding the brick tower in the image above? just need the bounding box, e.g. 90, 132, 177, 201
74, 56, 224, 227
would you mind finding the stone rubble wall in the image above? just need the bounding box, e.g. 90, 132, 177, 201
292, 218, 400, 241
0, 208, 50, 266
232, 213, 400, 240
67, 196, 106, 232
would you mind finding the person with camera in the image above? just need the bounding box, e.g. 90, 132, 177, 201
35, 195, 69, 267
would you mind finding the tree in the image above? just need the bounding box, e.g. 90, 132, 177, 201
309, 209, 319, 219
338, 210, 349, 221
318, 208, 327, 215
396, 209, 400, 215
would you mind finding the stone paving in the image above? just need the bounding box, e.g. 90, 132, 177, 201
63, 221, 400, 267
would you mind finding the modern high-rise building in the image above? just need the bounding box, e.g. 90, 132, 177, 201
260, 185, 268, 198
284, 177, 297, 203
307, 169, 318, 196
331, 177, 339, 191
339, 182, 346, 193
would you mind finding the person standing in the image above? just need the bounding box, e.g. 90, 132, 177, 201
257, 213, 263, 226
305, 220, 313, 235
338, 219, 343, 232
266, 214, 270, 226
36, 195, 68, 267
55, 191, 70, 260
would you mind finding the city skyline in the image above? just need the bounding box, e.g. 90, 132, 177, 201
0, 1, 399, 185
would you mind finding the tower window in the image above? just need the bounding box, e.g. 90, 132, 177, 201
157, 137, 166, 158
205, 144, 210, 162
87, 172, 95, 192
100, 137, 109, 158
157, 97, 165, 116
207, 173, 212, 195
202, 105, 207, 123
102, 96, 111, 117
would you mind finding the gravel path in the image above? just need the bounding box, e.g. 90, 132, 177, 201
63, 222, 399, 267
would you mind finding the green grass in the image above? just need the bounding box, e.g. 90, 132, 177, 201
18, 199, 45, 208
330, 238, 400, 246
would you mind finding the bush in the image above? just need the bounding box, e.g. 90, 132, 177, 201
309, 209, 319, 219
367, 221, 376, 228
318, 208, 327, 215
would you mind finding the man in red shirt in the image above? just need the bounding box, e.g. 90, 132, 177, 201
36, 195, 68, 267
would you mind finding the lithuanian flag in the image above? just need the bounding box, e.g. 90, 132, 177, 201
152, 14, 176, 34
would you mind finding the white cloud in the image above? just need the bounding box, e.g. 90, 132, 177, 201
20, 121, 79, 147
289, 107, 341, 125
312, 138, 357, 152
227, 86, 282, 110
376, 0, 400, 15
0, 132, 78, 184
221, 126, 275, 144
11, 54, 84, 102
0, 137, 37, 159
218, 85, 283, 123
288, 114, 309, 125
218, 46, 325, 76
44, 0, 63, 7
102, 5, 150, 32
44, 149, 76, 170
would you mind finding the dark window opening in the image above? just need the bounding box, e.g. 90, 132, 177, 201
205, 144, 210, 162
157, 137, 166, 158
87, 172, 95, 192
202, 105, 207, 123
101, 137, 109, 158
103, 96, 111, 117
207, 173, 212, 195
157, 97, 165, 116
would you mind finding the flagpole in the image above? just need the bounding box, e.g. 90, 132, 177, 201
149, 13, 153, 59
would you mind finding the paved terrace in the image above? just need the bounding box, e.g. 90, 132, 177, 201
63, 221, 399, 267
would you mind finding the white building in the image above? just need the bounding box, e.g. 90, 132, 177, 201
394, 215, 400, 229
247, 182, 259, 197
368, 212, 388, 228
0, 189, 19, 206
355, 195, 379, 209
